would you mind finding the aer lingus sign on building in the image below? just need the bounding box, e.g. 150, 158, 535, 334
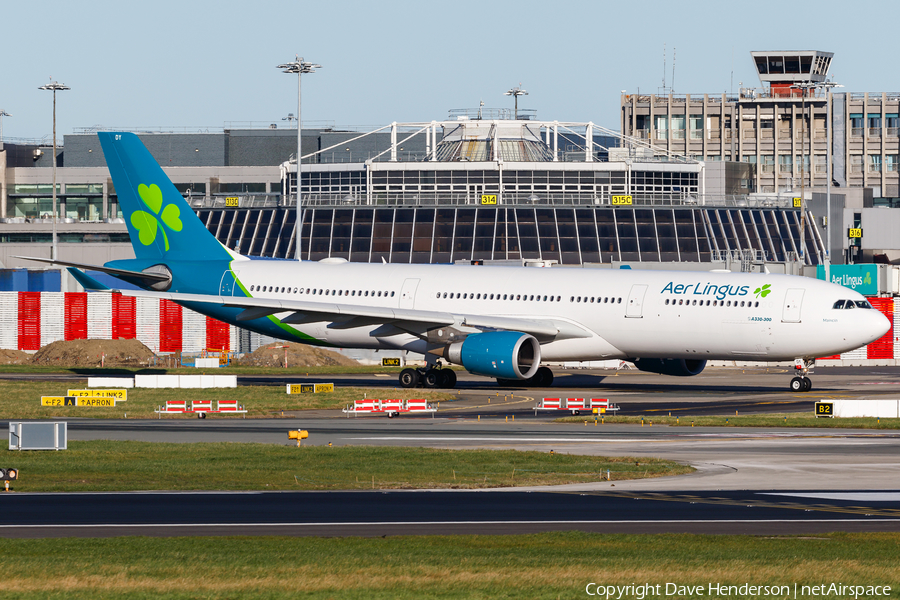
816, 264, 878, 295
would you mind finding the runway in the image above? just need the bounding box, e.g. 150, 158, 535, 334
0, 489, 898, 538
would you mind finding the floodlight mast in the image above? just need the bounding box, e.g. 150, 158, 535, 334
277, 56, 321, 260
0, 110, 10, 144
790, 79, 841, 277
38, 81, 70, 261
505, 86, 528, 121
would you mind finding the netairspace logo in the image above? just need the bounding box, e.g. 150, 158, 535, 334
584, 582, 892, 599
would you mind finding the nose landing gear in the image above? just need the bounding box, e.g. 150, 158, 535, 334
789, 358, 814, 392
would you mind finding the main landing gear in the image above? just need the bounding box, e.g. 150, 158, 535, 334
497, 366, 554, 388
399, 366, 457, 389
789, 358, 814, 392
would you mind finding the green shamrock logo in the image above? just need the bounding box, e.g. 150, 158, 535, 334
132, 184, 183, 251
864, 272, 872, 286
753, 284, 772, 299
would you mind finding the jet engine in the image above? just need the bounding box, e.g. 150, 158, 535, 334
441, 331, 540, 380
632, 358, 707, 377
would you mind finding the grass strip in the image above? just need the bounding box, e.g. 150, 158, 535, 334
0, 379, 453, 419
555, 412, 900, 429
0, 532, 896, 599
0, 440, 689, 491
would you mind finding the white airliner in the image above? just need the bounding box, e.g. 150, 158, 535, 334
22, 133, 891, 392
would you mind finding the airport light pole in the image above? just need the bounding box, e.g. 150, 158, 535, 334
0, 110, 10, 144
277, 57, 321, 260
791, 80, 841, 278
39, 81, 70, 261
790, 81, 817, 268
505, 86, 528, 121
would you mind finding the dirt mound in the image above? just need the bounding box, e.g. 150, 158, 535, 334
0, 349, 31, 365
31, 339, 157, 367
237, 342, 359, 368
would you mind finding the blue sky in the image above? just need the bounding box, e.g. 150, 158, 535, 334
3, 0, 898, 141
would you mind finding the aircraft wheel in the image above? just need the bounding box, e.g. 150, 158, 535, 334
535, 366, 554, 387
803, 378, 812, 392
387, 411, 396, 418
399, 368, 419, 389
438, 369, 457, 389
423, 370, 439, 388
790, 377, 804, 392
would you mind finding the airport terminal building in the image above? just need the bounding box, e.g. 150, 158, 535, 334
0, 108, 823, 272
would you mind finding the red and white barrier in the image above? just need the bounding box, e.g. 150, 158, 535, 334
0, 291, 235, 353
158, 400, 187, 413
155, 399, 246, 414
535, 397, 619, 415
342, 398, 436, 418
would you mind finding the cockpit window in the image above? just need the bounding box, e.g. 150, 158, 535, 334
833, 299, 874, 310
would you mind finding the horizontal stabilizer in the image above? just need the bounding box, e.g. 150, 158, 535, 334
15, 256, 171, 286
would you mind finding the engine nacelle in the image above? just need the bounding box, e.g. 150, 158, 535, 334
632, 358, 707, 377
443, 331, 540, 380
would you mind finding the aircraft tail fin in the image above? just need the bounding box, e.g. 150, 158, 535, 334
97, 132, 232, 263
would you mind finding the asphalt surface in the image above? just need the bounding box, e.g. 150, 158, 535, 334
1, 490, 898, 538
4, 365, 900, 537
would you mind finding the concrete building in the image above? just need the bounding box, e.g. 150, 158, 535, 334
621, 51, 899, 199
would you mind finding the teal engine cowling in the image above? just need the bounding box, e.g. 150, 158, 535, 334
443, 331, 540, 380
632, 358, 707, 377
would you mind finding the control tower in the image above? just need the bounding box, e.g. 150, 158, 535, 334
750, 50, 833, 97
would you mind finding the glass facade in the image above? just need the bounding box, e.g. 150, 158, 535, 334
198, 205, 823, 266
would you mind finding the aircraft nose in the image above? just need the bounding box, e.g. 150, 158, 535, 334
869, 309, 892, 343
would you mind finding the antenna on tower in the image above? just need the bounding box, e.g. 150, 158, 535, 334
662, 43, 666, 92
671, 47, 676, 94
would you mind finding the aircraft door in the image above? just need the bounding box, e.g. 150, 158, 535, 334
626, 284, 648, 318
219, 270, 238, 296
782, 288, 804, 323
399, 278, 420, 309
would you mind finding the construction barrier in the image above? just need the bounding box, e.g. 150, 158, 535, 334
155, 400, 247, 415
135, 375, 237, 389
342, 398, 437, 418
534, 397, 619, 415
0, 291, 236, 353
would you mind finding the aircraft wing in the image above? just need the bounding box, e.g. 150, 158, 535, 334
106, 288, 586, 342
